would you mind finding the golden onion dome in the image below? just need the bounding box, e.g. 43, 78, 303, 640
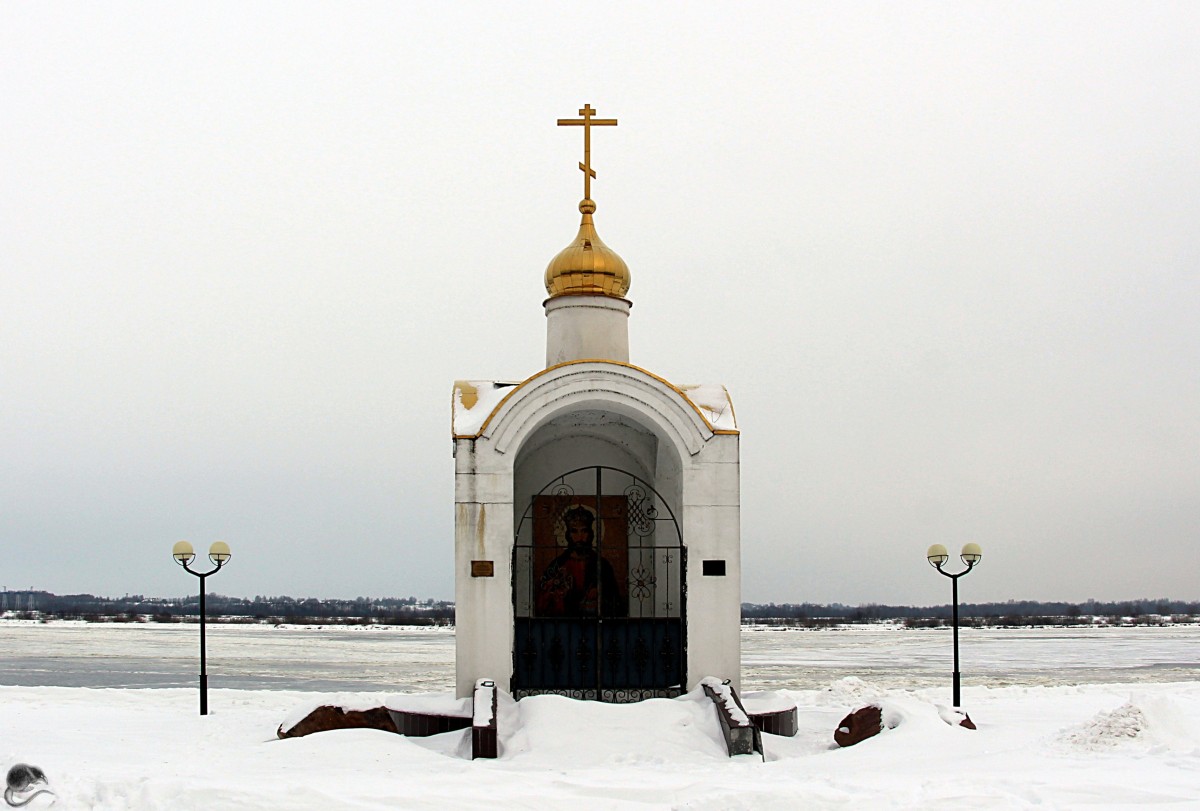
544, 198, 630, 299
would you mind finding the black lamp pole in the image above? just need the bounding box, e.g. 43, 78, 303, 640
172, 541, 231, 715
926, 543, 982, 709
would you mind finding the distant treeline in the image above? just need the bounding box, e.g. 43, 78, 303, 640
740, 598, 1200, 627
2, 591, 454, 626
4, 591, 1198, 627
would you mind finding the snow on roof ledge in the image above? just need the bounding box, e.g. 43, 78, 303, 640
678, 383, 737, 433
452, 380, 519, 437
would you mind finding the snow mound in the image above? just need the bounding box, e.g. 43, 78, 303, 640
387, 693, 471, 717
874, 697, 945, 733
935, 705, 972, 727
740, 690, 797, 715
499, 689, 728, 765
1062, 701, 1147, 750
1060, 695, 1196, 753
819, 676, 888, 707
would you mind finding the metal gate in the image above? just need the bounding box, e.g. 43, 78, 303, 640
512, 466, 685, 702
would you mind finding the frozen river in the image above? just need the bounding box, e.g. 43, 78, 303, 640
1, 620, 1197, 692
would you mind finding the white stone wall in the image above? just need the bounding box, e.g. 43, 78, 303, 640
453, 435, 517, 698
453, 361, 740, 697
679, 433, 742, 691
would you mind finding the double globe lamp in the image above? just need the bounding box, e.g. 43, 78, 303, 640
926, 542, 982, 711
172, 540, 232, 716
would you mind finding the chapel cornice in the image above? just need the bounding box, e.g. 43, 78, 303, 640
452, 360, 737, 456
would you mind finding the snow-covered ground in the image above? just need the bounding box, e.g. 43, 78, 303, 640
2, 622, 1198, 809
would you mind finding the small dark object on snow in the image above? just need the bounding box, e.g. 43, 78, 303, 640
834, 705, 884, 747
5, 763, 55, 807
938, 706, 977, 729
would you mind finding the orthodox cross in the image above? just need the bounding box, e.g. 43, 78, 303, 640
557, 104, 617, 202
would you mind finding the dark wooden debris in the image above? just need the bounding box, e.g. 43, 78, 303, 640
471, 679, 499, 759
279, 705, 472, 741
833, 705, 883, 747
389, 709, 472, 737
702, 680, 764, 758
277, 705, 398, 739
748, 706, 798, 737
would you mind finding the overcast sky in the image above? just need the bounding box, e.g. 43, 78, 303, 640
3, 2, 1197, 606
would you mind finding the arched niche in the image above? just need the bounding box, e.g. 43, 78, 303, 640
512, 400, 684, 538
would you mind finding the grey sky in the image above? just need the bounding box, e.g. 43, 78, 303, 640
3, 2, 1197, 605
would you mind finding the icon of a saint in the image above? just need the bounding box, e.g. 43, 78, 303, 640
535, 506, 625, 617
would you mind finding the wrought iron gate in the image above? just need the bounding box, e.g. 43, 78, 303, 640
512, 466, 685, 702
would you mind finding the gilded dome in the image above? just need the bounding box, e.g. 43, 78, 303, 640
544, 199, 630, 299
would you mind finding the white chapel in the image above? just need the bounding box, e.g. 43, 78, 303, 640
451, 105, 741, 701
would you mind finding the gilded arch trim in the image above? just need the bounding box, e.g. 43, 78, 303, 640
452, 359, 738, 441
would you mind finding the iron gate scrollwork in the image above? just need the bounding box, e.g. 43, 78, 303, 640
513, 466, 685, 702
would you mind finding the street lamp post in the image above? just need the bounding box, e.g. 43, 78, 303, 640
172, 540, 231, 716
926, 542, 982, 709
